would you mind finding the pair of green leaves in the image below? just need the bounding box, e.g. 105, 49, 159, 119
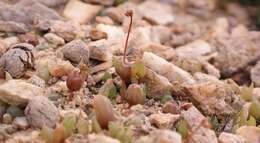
108, 122, 132, 143
113, 57, 146, 84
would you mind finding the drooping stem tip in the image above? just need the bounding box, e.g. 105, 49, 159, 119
123, 10, 133, 65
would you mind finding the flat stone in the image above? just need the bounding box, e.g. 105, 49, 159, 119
138, 1, 174, 25
0, 0, 62, 30
0, 80, 44, 106
175, 40, 213, 58
149, 113, 179, 129
63, 0, 102, 24
142, 52, 195, 85
44, 33, 65, 46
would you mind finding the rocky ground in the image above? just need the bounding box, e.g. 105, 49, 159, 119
0, 0, 260, 143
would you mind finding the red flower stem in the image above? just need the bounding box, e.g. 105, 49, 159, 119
123, 10, 133, 65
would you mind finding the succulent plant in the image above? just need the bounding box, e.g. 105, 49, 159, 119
93, 95, 116, 129
62, 115, 77, 137
53, 124, 66, 143
40, 125, 54, 143
126, 83, 146, 106
108, 122, 132, 143
99, 79, 117, 100
249, 101, 260, 121
162, 101, 180, 114
176, 120, 189, 138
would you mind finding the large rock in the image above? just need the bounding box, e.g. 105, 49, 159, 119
142, 52, 195, 85
62, 39, 89, 64
0, 0, 62, 31
236, 126, 260, 143
88, 39, 113, 61
185, 81, 243, 118
25, 96, 60, 128
49, 20, 78, 42
181, 106, 218, 143
63, 0, 102, 24
0, 43, 35, 78
211, 32, 260, 76
138, 1, 174, 25
219, 132, 245, 143
175, 40, 214, 59
0, 21, 29, 33
0, 80, 44, 106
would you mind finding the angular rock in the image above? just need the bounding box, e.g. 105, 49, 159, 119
83, 0, 115, 6
105, 2, 139, 23
95, 16, 114, 25
236, 126, 260, 143
0, 43, 35, 78
0, 21, 29, 33
219, 132, 245, 143
193, 72, 219, 83
36, 0, 68, 7
89, 28, 108, 41
144, 68, 173, 98
12, 116, 29, 130
211, 32, 260, 76
149, 113, 179, 129
89, 39, 113, 61
63, 0, 102, 24
187, 126, 218, 143
62, 39, 89, 64
251, 61, 260, 87
0, 80, 44, 106
96, 24, 124, 42
137, 129, 182, 143
175, 40, 214, 59
181, 106, 218, 143
25, 96, 60, 128
0, 0, 62, 30
136, 43, 177, 61
18, 33, 39, 46
44, 33, 65, 46
142, 52, 195, 85
49, 20, 78, 42
130, 26, 172, 48
47, 58, 74, 78
181, 106, 206, 130
138, 1, 174, 25
185, 81, 243, 118
66, 134, 120, 143
28, 75, 46, 88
